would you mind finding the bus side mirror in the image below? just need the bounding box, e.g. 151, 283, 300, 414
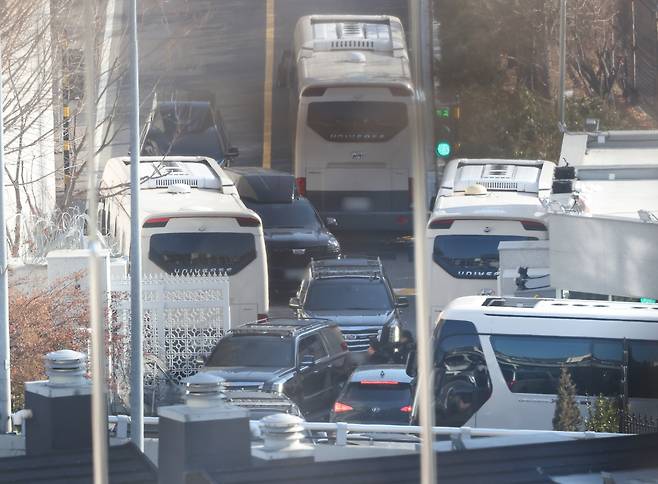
227, 146, 239, 158
405, 350, 417, 378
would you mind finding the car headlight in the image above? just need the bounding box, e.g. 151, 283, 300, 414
327, 237, 341, 253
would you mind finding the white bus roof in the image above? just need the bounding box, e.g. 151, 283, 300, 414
441, 296, 658, 339
294, 15, 411, 92
101, 156, 255, 223
430, 159, 553, 222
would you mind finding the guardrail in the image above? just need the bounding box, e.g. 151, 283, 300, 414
107, 415, 622, 445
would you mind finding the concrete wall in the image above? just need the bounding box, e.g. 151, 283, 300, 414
549, 213, 658, 299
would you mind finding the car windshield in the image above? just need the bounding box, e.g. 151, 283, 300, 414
304, 278, 393, 311
342, 382, 412, 407
207, 335, 294, 367
244, 199, 321, 229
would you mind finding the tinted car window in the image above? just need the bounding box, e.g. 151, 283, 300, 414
244, 199, 321, 229
149, 233, 256, 275
298, 334, 328, 362
304, 278, 393, 311
307, 101, 408, 142
434, 320, 492, 427
628, 340, 658, 398
433, 235, 537, 279
342, 383, 412, 408
490, 335, 623, 396
321, 327, 346, 355
207, 335, 293, 367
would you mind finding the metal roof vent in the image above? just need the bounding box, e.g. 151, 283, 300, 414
44, 349, 87, 387
260, 414, 310, 453
337, 22, 364, 38
183, 372, 226, 407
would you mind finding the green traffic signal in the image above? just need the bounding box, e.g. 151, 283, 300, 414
436, 141, 451, 158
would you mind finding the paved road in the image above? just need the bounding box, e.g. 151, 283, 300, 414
106, 0, 417, 332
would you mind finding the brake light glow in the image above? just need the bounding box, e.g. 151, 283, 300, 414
521, 220, 547, 231
236, 217, 260, 227
400, 405, 412, 413
333, 402, 353, 413
428, 218, 454, 229
295, 177, 306, 197
359, 380, 399, 385
143, 217, 170, 228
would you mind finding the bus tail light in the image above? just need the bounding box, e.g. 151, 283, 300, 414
296, 177, 306, 197
521, 220, 547, 231
236, 217, 261, 227
428, 218, 454, 229
333, 402, 353, 413
400, 405, 412, 413
143, 217, 170, 228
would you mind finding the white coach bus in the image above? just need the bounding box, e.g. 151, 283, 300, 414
426, 159, 555, 319
290, 15, 414, 231
99, 156, 269, 326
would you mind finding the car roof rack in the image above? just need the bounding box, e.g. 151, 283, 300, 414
310, 257, 384, 279
231, 318, 332, 337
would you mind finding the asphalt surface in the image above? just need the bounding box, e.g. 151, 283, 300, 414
106, 0, 417, 333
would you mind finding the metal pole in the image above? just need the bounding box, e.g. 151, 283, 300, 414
0, 38, 12, 434
409, 0, 436, 482
558, 0, 567, 131
420, 0, 437, 204
128, 0, 144, 450
84, 0, 109, 482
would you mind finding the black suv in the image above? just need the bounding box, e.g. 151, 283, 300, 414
290, 258, 408, 355
200, 319, 353, 419
141, 100, 239, 166
225, 167, 341, 290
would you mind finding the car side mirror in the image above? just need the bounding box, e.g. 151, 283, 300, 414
195, 354, 208, 366
301, 354, 316, 368
325, 217, 338, 227
289, 297, 301, 310
395, 296, 409, 308
405, 350, 417, 378
227, 146, 239, 158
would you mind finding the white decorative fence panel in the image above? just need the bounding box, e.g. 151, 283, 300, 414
111, 272, 230, 409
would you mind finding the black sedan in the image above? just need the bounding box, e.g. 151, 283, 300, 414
330, 365, 413, 425
225, 167, 341, 291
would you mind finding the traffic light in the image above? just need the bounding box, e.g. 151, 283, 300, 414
434, 101, 460, 159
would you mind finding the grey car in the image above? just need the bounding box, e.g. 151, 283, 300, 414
289, 258, 408, 354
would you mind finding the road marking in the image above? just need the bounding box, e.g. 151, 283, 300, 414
262, 0, 275, 169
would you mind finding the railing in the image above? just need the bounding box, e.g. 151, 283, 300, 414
107, 415, 622, 444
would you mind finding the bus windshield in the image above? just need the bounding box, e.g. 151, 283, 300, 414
306, 101, 408, 142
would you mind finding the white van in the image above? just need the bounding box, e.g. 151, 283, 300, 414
413, 296, 658, 430
427, 159, 555, 318
99, 156, 268, 326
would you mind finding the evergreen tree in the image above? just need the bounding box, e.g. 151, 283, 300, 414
552, 367, 581, 431
585, 395, 620, 433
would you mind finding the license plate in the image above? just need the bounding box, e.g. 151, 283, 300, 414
342, 197, 371, 211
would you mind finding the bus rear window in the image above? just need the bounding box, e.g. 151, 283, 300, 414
306, 101, 407, 142
433, 235, 537, 279
149, 232, 256, 275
